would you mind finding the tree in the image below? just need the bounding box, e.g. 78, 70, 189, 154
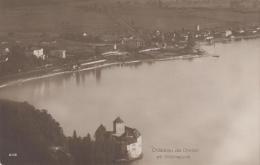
73, 130, 77, 140
86, 133, 91, 142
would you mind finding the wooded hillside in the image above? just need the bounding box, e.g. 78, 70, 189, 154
0, 99, 71, 165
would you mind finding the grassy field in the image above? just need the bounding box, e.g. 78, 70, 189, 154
114, 4, 260, 32
0, 1, 123, 40
0, 1, 259, 42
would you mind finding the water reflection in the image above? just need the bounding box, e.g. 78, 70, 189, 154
146, 61, 155, 66
182, 57, 194, 62
80, 71, 86, 87
31, 79, 50, 99
91, 69, 95, 75
75, 72, 80, 87
95, 68, 101, 84
133, 62, 143, 69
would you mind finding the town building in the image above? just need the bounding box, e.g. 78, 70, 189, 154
95, 117, 142, 161
196, 23, 200, 31
1, 41, 8, 45
221, 30, 232, 37
94, 44, 115, 56
0, 55, 8, 62
235, 28, 245, 34
33, 48, 45, 60
50, 50, 66, 59
205, 36, 214, 40
4, 48, 9, 53
120, 37, 145, 50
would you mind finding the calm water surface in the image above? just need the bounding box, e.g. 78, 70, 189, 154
0, 39, 259, 165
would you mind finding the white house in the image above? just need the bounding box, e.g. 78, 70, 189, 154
4, 48, 9, 53
221, 30, 232, 37
33, 48, 45, 60
205, 36, 214, 40
236, 29, 245, 34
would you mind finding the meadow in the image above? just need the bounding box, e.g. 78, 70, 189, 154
0, 1, 259, 43
114, 5, 260, 32
0, 2, 123, 41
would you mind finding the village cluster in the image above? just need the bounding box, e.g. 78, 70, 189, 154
0, 23, 260, 75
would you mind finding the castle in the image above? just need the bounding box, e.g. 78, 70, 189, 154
95, 117, 142, 161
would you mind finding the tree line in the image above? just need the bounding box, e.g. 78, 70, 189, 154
68, 130, 117, 165
0, 45, 46, 77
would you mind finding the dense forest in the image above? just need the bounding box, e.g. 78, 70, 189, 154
0, 99, 71, 165
68, 130, 116, 165
0, 100, 117, 165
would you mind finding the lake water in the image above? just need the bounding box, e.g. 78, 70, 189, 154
0, 39, 259, 165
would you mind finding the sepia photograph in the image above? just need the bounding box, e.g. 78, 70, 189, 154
0, 0, 259, 165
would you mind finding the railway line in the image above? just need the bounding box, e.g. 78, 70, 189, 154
107, 9, 138, 36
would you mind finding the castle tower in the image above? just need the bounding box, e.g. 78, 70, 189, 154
95, 124, 106, 142
113, 117, 125, 136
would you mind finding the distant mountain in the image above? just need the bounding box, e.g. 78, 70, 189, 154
0, 99, 71, 165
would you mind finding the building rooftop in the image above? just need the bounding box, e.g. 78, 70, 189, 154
95, 124, 106, 135
125, 126, 141, 139
112, 132, 138, 145
113, 117, 124, 124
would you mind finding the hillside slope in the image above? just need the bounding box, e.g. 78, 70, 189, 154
0, 99, 71, 165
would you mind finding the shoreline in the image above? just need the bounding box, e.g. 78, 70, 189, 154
0, 53, 210, 89
1, 32, 259, 89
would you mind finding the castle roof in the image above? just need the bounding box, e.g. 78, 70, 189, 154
125, 126, 141, 139
111, 126, 141, 145
112, 136, 122, 142
113, 117, 124, 124
95, 124, 106, 135
112, 134, 137, 145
